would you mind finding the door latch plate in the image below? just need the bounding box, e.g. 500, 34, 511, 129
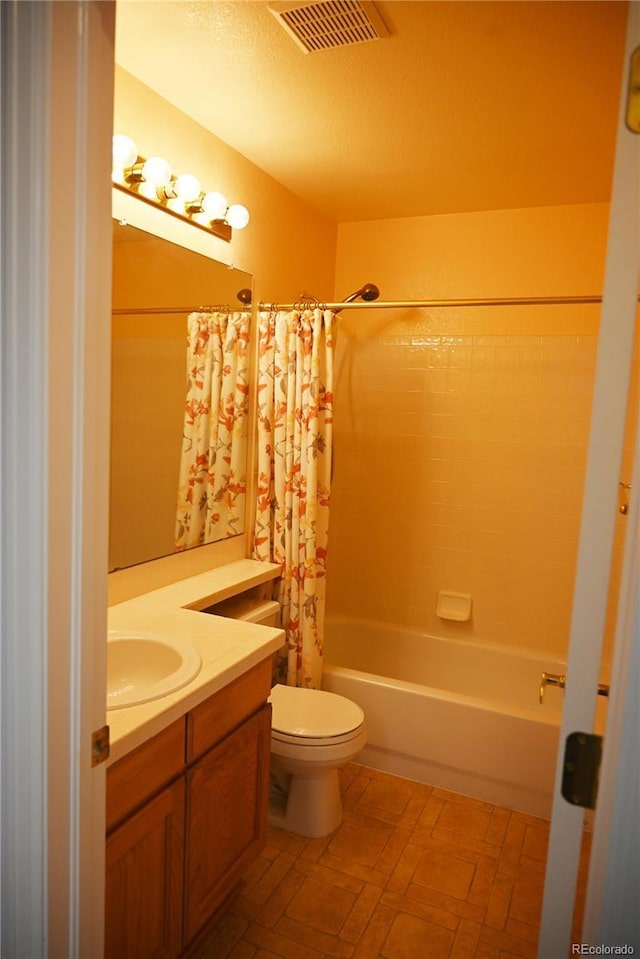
91, 725, 110, 767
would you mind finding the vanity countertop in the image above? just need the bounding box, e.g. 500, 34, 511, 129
106, 559, 283, 765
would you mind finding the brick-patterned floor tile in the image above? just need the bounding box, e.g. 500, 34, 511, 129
402, 881, 485, 924
501, 818, 527, 864
293, 857, 364, 895
403, 783, 434, 824
319, 850, 390, 888
486, 807, 512, 847
286, 875, 357, 935
274, 916, 354, 957
254, 867, 306, 929
428, 825, 502, 860
338, 883, 382, 944
479, 924, 537, 959
416, 793, 446, 830
195, 765, 556, 959
508, 877, 543, 927
450, 918, 482, 959
519, 822, 549, 878
475, 943, 501, 959
375, 826, 413, 875
245, 852, 297, 906
244, 922, 327, 958
380, 911, 455, 959
358, 775, 415, 816
385, 841, 423, 894
505, 915, 539, 945
352, 902, 396, 959
485, 873, 514, 930
468, 855, 500, 907
266, 828, 308, 858
381, 889, 459, 932
413, 845, 476, 900
299, 833, 333, 864
193, 911, 251, 957
436, 799, 493, 841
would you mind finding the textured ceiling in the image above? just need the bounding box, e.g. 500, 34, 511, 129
115, 0, 628, 223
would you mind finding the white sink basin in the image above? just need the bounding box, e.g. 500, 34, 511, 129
107, 630, 202, 709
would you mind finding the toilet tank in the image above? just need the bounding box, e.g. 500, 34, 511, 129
205, 594, 280, 628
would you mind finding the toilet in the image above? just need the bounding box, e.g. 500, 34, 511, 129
268, 684, 367, 837
221, 596, 367, 838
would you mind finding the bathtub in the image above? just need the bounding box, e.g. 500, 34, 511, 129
322, 617, 568, 819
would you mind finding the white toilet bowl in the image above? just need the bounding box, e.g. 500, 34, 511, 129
268, 684, 367, 838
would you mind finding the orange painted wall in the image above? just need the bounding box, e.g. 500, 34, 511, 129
329, 204, 633, 661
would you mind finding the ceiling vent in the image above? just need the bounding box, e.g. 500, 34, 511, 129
269, 0, 389, 54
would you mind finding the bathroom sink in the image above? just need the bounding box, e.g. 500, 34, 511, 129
107, 631, 202, 709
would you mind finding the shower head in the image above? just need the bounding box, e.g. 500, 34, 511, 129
237, 288, 252, 305
340, 283, 380, 308
359, 283, 380, 301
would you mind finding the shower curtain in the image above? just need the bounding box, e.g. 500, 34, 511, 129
253, 308, 334, 689
175, 310, 250, 549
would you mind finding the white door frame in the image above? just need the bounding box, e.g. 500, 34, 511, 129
539, 2, 640, 953
1, 3, 114, 956
584, 376, 640, 945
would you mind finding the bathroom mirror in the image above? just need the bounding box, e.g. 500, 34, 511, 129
109, 220, 252, 571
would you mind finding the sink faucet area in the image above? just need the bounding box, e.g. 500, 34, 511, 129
107, 631, 202, 709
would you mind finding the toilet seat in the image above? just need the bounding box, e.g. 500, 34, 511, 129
269, 684, 365, 747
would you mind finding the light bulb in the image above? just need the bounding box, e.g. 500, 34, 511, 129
174, 173, 201, 202
112, 134, 137, 170
201, 191, 228, 220
141, 156, 172, 188
226, 204, 250, 230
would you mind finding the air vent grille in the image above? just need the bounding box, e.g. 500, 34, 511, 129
269, 0, 389, 53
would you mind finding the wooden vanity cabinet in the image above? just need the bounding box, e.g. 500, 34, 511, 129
105, 777, 185, 959
105, 659, 272, 959
184, 659, 272, 945
105, 719, 186, 959
184, 704, 271, 942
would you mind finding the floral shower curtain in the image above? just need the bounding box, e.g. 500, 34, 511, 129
175, 310, 250, 549
253, 308, 334, 689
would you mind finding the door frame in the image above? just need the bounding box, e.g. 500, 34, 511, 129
1, 3, 114, 956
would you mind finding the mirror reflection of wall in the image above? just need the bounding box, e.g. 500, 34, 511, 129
109, 220, 253, 571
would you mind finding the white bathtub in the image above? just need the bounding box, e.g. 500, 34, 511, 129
322, 617, 568, 818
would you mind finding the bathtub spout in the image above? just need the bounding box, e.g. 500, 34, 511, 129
539, 671, 566, 705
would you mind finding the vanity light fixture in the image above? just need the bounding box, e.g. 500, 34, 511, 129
111, 134, 250, 243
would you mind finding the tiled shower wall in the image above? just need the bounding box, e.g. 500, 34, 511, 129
326, 322, 632, 660
327, 204, 637, 663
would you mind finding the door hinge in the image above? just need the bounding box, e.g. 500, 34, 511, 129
561, 731, 602, 809
626, 46, 640, 133
91, 725, 110, 767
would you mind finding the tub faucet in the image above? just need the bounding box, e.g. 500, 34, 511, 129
539, 671, 566, 705
539, 671, 611, 705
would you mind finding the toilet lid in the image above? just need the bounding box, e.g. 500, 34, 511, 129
269, 684, 364, 739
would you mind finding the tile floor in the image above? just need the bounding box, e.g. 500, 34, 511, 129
194, 764, 591, 959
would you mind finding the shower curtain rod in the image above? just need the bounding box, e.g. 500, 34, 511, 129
112, 305, 246, 315
258, 294, 605, 311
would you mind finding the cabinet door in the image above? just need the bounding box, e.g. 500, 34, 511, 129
184, 704, 271, 943
105, 778, 185, 959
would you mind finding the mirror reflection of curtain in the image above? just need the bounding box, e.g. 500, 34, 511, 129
175, 311, 250, 550
253, 308, 334, 689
